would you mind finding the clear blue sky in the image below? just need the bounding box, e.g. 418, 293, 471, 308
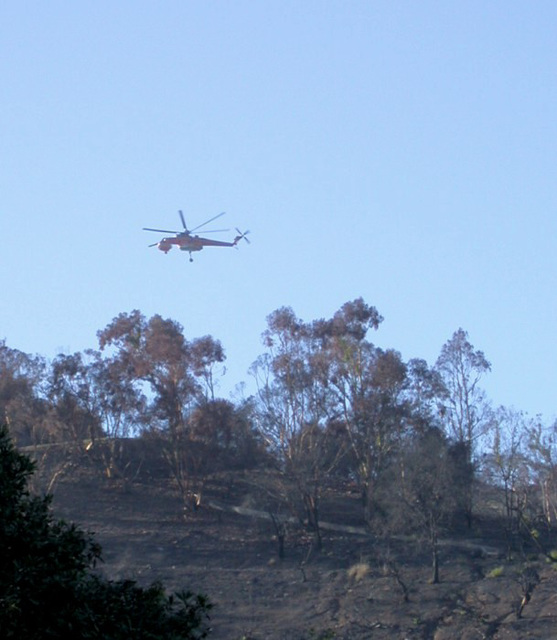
1, 2, 555, 420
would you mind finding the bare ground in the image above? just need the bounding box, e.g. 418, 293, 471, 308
50, 469, 557, 640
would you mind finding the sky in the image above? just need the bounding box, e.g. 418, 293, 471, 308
1, 2, 556, 420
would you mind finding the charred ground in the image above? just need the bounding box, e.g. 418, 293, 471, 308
46, 440, 557, 640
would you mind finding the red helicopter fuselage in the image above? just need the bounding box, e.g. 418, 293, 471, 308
156, 233, 239, 254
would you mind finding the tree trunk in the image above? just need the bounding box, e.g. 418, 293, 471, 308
431, 528, 440, 584
304, 493, 322, 552
361, 477, 374, 525
270, 514, 286, 560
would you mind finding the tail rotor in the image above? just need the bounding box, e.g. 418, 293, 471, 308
234, 228, 251, 245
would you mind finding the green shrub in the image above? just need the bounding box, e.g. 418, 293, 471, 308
0, 424, 212, 639
547, 549, 557, 562
486, 566, 504, 578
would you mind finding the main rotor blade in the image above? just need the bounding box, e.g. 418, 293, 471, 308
143, 227, 180, 234
178, 210, 188, 231
191, 211, 226, 233
148, 242, 159, 247
196, 228, 229, 234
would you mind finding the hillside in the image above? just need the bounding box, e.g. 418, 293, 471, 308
47, 449, 557, 640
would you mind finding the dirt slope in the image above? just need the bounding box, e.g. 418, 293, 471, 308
51, 472, 557, 640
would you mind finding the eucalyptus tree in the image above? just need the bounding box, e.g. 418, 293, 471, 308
435, 328, 492, 450
33, 351, 106, 492
312, 299, 409, 525
251, 298, 409, 540
98, 311, 224, 433
189, 335, 227, 401
84, 349, 147, 480
0, 340, 48, 446
404, 358, 447, 435
251, 306, 342, 551
46, 352, 104, 444
43, 348, 148, 483
97, 310, 225, 509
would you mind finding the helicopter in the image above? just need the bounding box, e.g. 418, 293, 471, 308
143, 210, 250, 262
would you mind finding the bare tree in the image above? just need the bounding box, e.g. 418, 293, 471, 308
527, 418, 557, 529
435, 328, 492, 525
515, 565, 540, 619
483, 407, 532, 556
389, 428, 461, 584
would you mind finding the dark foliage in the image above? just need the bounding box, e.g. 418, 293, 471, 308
0, 424, 212, 639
